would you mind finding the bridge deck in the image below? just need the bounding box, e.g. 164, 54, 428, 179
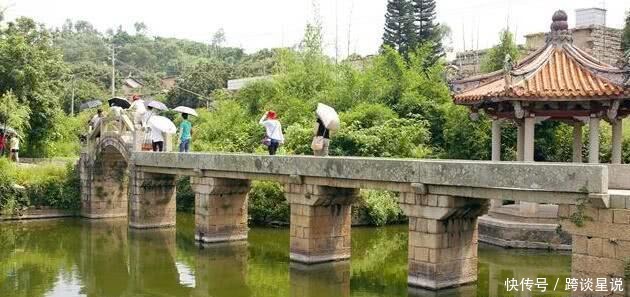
131, 152, 610, 206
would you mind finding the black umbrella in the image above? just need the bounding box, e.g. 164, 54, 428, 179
80, 99, 103, 111
108, 97, 131, 109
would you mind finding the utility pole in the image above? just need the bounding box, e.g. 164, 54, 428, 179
347, 0, 354, 58
111, 44, 116, 97
335, 0, 339, 63
70, 76, 75, 116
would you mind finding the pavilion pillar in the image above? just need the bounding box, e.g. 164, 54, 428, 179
516, 121, 524, 161
523, 116, 535, 162
520, 116, 537, 216
491, 119, 501, 162
588, 115, 601, 164
611, 118, 623, 164
572, 123, 583, 163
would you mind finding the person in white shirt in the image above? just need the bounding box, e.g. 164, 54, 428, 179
129, 95, 147, 128
9, 135, 19, 163
143, 106, 164, 152
259, 111, 284, 155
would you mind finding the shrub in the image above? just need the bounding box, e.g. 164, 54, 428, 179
248, 181, 289, 225
0, 159, 80, 213
354, 190, 404, 226
176, 177, 195, 212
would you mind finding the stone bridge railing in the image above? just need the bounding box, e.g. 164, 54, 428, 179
80, 147, 629, 293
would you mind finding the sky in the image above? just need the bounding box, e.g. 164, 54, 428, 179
4, 0, 629, 60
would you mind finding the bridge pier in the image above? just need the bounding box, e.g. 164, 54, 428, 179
400, 193, 489, 290
192, 177, 250, 243
285, 184, 359, 264
129, 169, 177, 229
79, 150, 129, 219
559, 203, 630, 296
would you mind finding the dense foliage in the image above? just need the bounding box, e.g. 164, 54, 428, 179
0, 159, 80, 215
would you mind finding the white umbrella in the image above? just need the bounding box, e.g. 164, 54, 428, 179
146, 101, 169, 111
173, 106, 199, 117
148, 115, 177, 134
316, 103, 340, 130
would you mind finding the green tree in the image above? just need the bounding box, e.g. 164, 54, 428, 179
0, 17, 67, 156
166, 60, 232, 107
0, 91, 30, 134
480, 29, 520, 73
410, 0, 444, 66
382, 0, 415, 55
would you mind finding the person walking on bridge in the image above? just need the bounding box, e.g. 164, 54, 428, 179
178, 113, 192, 153
312, 116, 330, 156
259, 111, 284, 155
143, 106, 165, 152
130, 95, 146, 128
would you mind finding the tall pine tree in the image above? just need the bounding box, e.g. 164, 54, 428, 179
382, 0, 415, 55
411, 0, 444, 66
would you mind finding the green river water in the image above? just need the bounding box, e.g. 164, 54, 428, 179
0, 213, 571, 297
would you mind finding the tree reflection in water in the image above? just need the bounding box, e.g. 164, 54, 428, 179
0, 214, 571, 297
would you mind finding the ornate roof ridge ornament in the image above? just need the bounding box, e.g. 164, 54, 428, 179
503, 53, 514, 91
545, 10, 573, 44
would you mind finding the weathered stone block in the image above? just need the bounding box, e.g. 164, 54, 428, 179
288, 184, 357, 264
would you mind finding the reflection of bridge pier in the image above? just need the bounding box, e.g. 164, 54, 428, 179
289, 261, 350, 297
127, 228, 191, 296
78, 219, 129, 297
193, 242, 250, 297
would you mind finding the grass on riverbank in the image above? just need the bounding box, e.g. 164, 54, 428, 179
0, 158, 80, 215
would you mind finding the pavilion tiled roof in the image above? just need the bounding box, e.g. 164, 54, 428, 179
451, 12, 630, 105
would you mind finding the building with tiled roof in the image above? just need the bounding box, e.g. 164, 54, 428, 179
451, 10, 630, 165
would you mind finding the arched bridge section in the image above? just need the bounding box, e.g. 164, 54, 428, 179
79, 116, 137, 219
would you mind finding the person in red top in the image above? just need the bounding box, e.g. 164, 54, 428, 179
0, 132, 5, 157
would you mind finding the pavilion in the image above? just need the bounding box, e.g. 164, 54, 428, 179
451, 10, 630, 165
450, 10, 630, 249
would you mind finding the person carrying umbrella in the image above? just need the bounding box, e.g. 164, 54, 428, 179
312, 103, 339, 156
259, 111, 284, 155
142, 106, 165, 152
129, 94, 146, 128
312, 116, 330, 156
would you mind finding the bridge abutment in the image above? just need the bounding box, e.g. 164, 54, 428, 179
285, 184, 359, 264
192, 177, 250, 243
79, 150, 129, 219
400, 193, 489, 290
129, 169, 177, 229
559, 203, 630, 297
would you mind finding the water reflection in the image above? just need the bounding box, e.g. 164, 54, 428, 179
0, 215, 572, 297
194, 242, 250, 297
78, 219, 129, 297
290, 262, 350, 297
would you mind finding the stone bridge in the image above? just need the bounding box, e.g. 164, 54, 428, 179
79, 118, 630, 293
